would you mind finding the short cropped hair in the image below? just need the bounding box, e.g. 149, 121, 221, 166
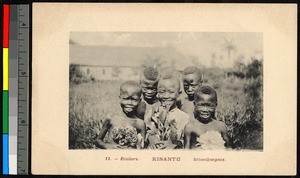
120, 81, 142, 96
182, 66, 203, 80
159, 74, 181, 91
194, 85, 217, 103
142, 67, 159, 81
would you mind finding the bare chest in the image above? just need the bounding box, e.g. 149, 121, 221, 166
193, 121, 222, 136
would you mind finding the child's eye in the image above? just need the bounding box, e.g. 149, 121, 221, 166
196, 103, 216, 108
148, 87, 157, 91
132, 97, 140, 101
208, 104, 216, 108
196, 103, 205, 107
168, 90, 175, 94
158, 90, 165, 94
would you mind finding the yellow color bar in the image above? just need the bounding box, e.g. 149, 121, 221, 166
3, 48, 9, 90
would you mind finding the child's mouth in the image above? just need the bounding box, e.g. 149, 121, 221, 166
144, 94, 154, 99
124, 106, 134, 112
186, 91, 194, 96
161, 100, 174, 108
200, 112, 210, 119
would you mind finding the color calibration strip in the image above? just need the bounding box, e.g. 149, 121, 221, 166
3, 4, 10, 175
2, 4, 30, 175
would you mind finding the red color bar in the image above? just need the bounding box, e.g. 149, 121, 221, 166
3, 5, 10, 48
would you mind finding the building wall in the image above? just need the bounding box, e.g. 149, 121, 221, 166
80, 66, 140, 81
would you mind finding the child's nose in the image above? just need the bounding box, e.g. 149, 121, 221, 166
203, 107, 209, 111
163, 92, 171, 98
127, 99, 134, 105
203, 106, 212, 111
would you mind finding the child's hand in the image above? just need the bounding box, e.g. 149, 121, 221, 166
163, 140, 179, 149
151, 141, 167, 149
151, 140, 177, 150
136, 134, 145, 149
102, 118, 112, 130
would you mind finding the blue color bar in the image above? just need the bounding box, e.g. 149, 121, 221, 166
3, 134, 9, 174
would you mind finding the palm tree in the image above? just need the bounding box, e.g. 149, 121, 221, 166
222, 37, 237, 67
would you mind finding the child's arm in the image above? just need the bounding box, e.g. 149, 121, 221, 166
184, 123, 193, 149
134, 119, 147, 149
135, 119, 146, 138
220, 123, 231, 148
136, 100, 147, 120
94, 119, 122, 149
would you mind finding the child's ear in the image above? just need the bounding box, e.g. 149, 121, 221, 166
177, 90, 182, 98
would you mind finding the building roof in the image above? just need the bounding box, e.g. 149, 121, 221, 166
70, 45, 189, 69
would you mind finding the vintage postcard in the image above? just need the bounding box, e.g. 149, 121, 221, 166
31, 3, 297, 175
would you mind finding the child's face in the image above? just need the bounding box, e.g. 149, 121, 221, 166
157, 79, 180, 109
140, 79, 158, 100
119, 87, 141, 115
183, 73, 202, 98
194, 94, 217, 122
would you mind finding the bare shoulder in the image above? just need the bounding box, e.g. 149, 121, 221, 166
134, 119, 145, 129
184, 120, 198, 133
144, 106, 154, 121
177, 108, 190, 120
105, 113, 122, 122
213, 120, 227, 131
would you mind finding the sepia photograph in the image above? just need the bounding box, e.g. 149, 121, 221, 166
32, 3, 296, 175
69, 32, 263, 151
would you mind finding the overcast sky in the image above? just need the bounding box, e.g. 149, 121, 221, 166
70, 32, 263, 67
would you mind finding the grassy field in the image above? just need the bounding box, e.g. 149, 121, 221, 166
69, 67, 263, 150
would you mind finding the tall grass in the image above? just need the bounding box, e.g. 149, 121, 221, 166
69, 81, 123, 149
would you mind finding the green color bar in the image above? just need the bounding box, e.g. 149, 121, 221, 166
3, 90, 9, 133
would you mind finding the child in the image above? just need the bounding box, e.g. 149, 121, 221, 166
179, 66, 203, 119
136, 67, 160, 119
94, 81, 146, 149
184, 85, 230, 149
144, 74, 190, 149
158, 66, 184, 109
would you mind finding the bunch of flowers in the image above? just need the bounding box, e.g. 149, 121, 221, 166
150, 107, 178, 141
111, 126, 138, 148
195, 130, 226, 150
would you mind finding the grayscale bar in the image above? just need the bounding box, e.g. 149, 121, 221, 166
9, 5, 18, 175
